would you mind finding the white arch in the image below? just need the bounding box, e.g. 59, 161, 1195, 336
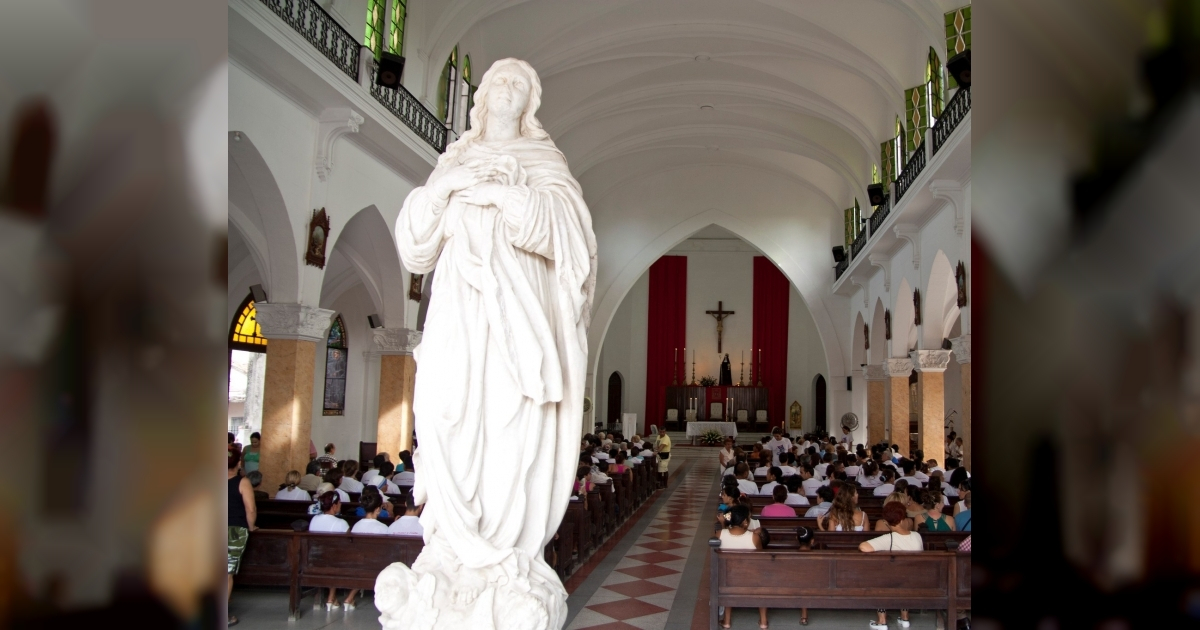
891, 277, 914, 358
852, 311, 867, 368
869, 297, 887, 365
228, 131, 300, 304
923, 250, 960, 349
587, 209, 843, 405
321, 205, 407, 327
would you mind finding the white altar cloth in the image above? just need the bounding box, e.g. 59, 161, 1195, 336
685, 421, 738, 439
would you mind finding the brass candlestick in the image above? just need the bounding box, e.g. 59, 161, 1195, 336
756, 348, 763, 387
738, 359, 744, 387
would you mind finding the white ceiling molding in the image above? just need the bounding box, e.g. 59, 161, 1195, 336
868, 253, 892, 292
849, 277, 869, 309
893, 223, 921, 270
314, 107, 364, 182
929, 178, 967, 237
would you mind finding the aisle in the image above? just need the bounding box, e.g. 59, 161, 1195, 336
564, 447, 720, 630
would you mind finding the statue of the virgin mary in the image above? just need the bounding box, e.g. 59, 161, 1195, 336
376, 58, 597, 630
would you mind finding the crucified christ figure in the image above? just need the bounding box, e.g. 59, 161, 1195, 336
706, 301, 735, 353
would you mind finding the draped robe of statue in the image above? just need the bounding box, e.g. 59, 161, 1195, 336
378, 130, 596, 630
719, 353, 733, 387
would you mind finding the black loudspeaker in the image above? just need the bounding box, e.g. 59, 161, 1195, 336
846, 376, 852, 391
947, 50, 971, 87
942, 338, 953, 350
376, 52, 406, 89
867, 183, 885, 206
368, 314, 383, 329
832, 246, 846, 263
249, 284, 267, 303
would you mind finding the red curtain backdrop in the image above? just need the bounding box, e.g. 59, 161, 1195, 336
645, 256, 687, 435
752, 256, 790, 430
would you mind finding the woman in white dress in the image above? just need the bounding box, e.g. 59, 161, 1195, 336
717, 505, 767, 629
718, 437, 736, 469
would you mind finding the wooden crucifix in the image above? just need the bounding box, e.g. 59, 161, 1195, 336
706, 301, 735, 353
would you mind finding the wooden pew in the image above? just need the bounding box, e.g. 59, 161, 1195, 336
709, 544, 969, 628
750, 517, 968, 551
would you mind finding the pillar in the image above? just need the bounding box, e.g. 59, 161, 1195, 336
910, 350, 952, 465
255, 303, 335, 492
951, 335, 971, 468
866, 364, 887, 446
884, 358, 913, 457
372, 327, 421, 460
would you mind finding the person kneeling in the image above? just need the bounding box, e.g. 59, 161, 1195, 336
859, 502, 923, 629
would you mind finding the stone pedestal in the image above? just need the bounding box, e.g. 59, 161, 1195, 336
255, 303, 335, 492
951, 335, 971, 468
910, 350, 952, 465
865, 365, 887, 446
884, 358, 914, 457
373, 328, 421, 460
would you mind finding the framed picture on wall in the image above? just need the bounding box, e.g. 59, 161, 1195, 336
409, 273, 424, 301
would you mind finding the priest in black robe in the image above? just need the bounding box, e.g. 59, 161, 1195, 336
719, 353, 733, 386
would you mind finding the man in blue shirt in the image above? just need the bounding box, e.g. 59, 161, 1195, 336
954, 492, 971, 531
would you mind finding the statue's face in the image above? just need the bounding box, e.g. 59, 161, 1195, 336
486, 64, 532, 123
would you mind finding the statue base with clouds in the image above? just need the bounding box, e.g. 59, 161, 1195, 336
375, 57, 597, 630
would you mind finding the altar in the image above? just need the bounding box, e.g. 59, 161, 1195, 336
685, 421, 739, 439
663, 385, 770, 425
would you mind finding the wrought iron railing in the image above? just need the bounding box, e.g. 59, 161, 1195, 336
834, 257, 849, 281
259, 0, 360, 81
868, 194, 891, 237
850, 227, 867, 260
932, 86, 971, 155
370, 60, 449, 153
895, 143, 926, 202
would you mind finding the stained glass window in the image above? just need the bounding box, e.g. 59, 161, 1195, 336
463, 55, 476, 130
907, 48, 944, 153
323, 315, 348, 416
945, 6, 971, 89
388, 0, 406, 56
927, 47, 944, 125
229, 294, 267, 352
871, 164, 880, 185
365, 0, 385, 58
854, 198, 862, 239
438, 46, 458, 123
844, 207, 854, 248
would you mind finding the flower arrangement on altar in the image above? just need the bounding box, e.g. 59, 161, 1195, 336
700, 429, 724, 446
699, 375, 717, 387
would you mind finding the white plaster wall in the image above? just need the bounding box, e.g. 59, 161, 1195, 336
682, 251, 755, 381
310, 284, 376, 457
785, 285, 831, 435
597, 271, 649, 433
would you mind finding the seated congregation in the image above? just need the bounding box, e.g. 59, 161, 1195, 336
711, 429, 971, 630
226, 431, 662, 621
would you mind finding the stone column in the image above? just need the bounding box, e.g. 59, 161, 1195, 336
373, 327, 421, 461
884, 358, 914, 457
255, 303, 336, 492
950, 335, 971, 468
910, 349, 952, 465
865, 364, 887, 447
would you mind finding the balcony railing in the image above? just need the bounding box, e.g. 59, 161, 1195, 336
868, 194, 891, 237
259, 0, 360, 81
834, 257, 849, 281
370, 60, 449, 153
895, 142, 926, 202
850, 228, 867, 260
932, 86, 971, 155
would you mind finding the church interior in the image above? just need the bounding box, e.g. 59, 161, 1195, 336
7, 0, 1200, 628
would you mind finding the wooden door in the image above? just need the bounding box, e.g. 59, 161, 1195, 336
607, 372, 623, 430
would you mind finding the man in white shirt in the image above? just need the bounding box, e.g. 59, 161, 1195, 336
339, 462, 365, 493
758, 467, 783, 496
839, 426, 852, 446
733, 463, 759, 497
782, 476, 810, 507
763, 427, 792, 467
898, 462, 924, 487
753, 461, 771, 478
814, 453, 833, 480
388, 496, 425, 537
925, 458, 944, 475
799, 466, 822, 497
778, 453, 798, 477
360, 454, 386, 486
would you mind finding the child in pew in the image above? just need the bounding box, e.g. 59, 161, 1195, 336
355, 483, 392, 520
859, 460, 883, 488
859, 502, 923, 629
573, 465, 593, 497
758, 467, 783, 495
782, 475, 810, 507
795, 526, 814, 626
274, 470, 310, 501
733, 462, 759, 497
351, 492, 389, 535
760, 485, 798, 517
717, 505, 769, 630
322, 470, 352, 502
872, 468, 898, 496
803, 485, 834, 517
816, 483, 867, 531
388, 493, 425, 537
800, 464, 822, 497
778, 452, 798, 477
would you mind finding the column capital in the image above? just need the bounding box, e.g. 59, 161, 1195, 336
949, 334, 971, 364
255, 303, 335, 343
865, 364, 888, 381
883, 358, 914, 378
371, 327, 422, 355
910, 349, 952, 372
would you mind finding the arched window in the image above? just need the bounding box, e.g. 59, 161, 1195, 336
945, 6, 971, 89
871, 163, 880, 185
462, 55, 476, 130
438, 46, 459, 124
323, 315, 348, 416
364, 0, 385, 58
926, 47, 943, 125
389, 0, 406, 56
894, 115, 905, 173
229, 294, 267, 352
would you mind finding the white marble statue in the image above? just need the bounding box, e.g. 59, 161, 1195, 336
378, 58, 597, 630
